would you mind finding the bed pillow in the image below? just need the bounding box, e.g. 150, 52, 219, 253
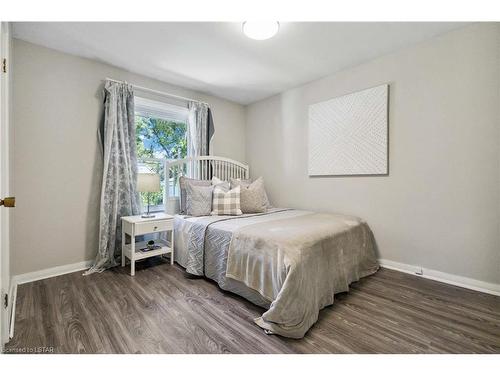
185, 183, 214, 217
230, 177, 272, 208
179, 176, 211, 214
212, 176, 230, 192
238, 177, 267, 213
230, 178, 251, 187
211, 185, 242, 216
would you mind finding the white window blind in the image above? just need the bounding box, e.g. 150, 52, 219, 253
135, 96, 189, 123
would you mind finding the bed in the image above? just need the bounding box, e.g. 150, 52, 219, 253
166, 156, 379, 338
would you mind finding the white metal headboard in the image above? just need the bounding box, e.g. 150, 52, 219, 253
164, 156, 249, 207
138, 156, 249, 213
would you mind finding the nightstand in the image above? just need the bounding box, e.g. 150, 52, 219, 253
121, 213, 174, 276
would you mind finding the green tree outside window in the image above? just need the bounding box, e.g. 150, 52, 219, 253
135, 115, 187, 208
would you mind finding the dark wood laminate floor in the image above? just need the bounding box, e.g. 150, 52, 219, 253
6, 259, 500, 354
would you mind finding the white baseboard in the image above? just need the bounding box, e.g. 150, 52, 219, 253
8, 278, 17, 339
13, 260, 93, 286
379, 259, 500, 296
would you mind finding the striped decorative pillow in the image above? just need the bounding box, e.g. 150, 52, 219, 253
211, 185, 242, 216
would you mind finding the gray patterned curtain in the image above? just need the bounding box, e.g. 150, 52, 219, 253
85, 81, 141, 275
188, 101, 213, 156
207, 108, 215, 155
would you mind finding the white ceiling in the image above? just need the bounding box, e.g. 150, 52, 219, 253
12, 22, 468, 105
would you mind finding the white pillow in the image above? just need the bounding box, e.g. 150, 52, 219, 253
212, 176, 230, 192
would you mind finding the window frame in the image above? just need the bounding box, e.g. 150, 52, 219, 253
135, 96, 189, 213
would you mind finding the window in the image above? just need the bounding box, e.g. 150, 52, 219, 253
135, 97, 189, 212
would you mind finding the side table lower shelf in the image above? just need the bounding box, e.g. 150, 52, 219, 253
122, 239, 172, 261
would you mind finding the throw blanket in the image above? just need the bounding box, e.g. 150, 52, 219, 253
226, 213, 379, 338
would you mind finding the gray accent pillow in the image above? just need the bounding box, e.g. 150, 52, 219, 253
230, 177, 272, 209
185, 183, 214, 217
179, 176, 211, 214
236, 177, 267, 213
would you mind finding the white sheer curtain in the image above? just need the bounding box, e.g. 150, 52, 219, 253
187, 101, 210, 157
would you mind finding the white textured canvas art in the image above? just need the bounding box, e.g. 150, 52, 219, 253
308, 84, 388, 176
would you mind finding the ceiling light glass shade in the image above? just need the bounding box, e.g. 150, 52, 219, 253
242, 21, 279, 40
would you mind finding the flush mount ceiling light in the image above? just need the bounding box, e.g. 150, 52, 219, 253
242, 21, 280, 40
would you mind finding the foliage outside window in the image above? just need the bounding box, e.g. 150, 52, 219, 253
135, 115, 187, 211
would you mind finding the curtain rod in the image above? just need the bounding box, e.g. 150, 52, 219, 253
103, 77, 209, 106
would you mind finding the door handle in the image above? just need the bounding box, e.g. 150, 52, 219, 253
0, 197, 15, 207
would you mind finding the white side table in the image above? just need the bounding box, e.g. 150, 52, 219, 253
121, 213, 174, 276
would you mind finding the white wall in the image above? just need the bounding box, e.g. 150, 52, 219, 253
246, 23, 500, 285
11, 39, 246, 275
